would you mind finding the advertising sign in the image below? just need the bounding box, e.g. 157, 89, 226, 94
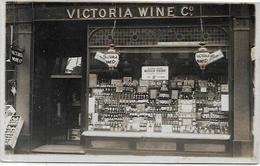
10, 46, 24, 65
95, 51, 119, 68
142, 66, 168, 80
207, 49, 224, 65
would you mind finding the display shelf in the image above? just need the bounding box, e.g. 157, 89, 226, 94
50, 75, 82, 79
82, 131, 231, 140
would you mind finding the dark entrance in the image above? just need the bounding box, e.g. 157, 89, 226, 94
32, 21, 86, 149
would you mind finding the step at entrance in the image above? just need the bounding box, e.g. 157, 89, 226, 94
32, 145, 85, 154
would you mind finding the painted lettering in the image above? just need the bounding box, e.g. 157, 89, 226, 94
150, 6, 153, 17
77, 9, 80, 18
118, 7, 122, 17
67, 9, 75, 18
138, 7, 149, 16
90, 8, 98, 17
156, 7, 164, 17
181, 6, 189, 16
167, 7, 175, 17
99, 9, 106, 18
109, 8, 116, 18
124, 8, 133, 17
65, 5, 196, 19
82, 9, 90, 18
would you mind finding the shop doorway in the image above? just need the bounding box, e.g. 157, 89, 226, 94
32, 21, 86, 152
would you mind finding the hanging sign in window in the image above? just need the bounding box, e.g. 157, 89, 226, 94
10, 46, 24, 65
95, 51, 119, 68
142, 66, 169, 80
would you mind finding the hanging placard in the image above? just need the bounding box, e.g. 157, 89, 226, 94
142, 66, 169, 80
11, 46, 24, 65
95, 51, 120, 68
195, 51, 210, 70
207, 49, 224, 65
104, 53, 119, 68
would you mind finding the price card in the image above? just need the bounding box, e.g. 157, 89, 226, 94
221, 94, 229, 111
139, 79, 149, 87
136, 104, 146, 112
137, 86, 148, 93
171, 90, 179, 99
133, 117, 141, 131
111, 79, 122, 86
184, 80, 195, 88
149, 89, 158, 99
155, 114, 162, 125
116, 85, 123, 92
198, 80, 208, 87
221, 84, 229, 93
180, 104, 193, 112
89, 74, 97, 88
123, 77, 132, 85
182, 119, 192, 125
200, 87, 207, 92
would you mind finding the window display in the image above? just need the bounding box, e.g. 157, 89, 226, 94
88, 53, 229, 136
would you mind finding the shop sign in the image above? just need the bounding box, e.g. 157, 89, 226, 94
142, 66, 168, 80
66, 5, 195, 19
95, 51, 119, 68
195, 49, 224, 70
10, 46, 24, 65
195, 51, 211, 70
33, 4, 230, 21
104, 53, 119, 68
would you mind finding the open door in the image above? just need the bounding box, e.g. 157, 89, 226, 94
32, 22, 86, 153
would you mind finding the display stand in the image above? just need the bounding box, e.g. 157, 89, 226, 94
5, 114, 24, 149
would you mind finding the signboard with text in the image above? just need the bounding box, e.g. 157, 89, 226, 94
10, 46, 24, 65
142, 66, 169, 80
33, 4, 203, 21
66, 5, 196, 19
95, 51, 119, 68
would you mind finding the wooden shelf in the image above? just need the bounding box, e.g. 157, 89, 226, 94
82, 131, 231, 140
50, 75, 82, 79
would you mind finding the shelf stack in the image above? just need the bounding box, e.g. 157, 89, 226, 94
88, 75, 230, 136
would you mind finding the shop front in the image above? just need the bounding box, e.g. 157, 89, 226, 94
5, 2, 255, 157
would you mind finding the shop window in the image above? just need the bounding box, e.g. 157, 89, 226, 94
88, 49, 230, 137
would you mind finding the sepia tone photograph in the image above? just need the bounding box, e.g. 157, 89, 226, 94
1, 0, 259, 164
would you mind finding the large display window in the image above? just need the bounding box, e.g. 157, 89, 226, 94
87, 44, 230, 139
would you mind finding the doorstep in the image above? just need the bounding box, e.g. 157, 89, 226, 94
32, 144, 85, 154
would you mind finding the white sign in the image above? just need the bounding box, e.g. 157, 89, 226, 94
95, 51, 119, 68
208, 49, 224, 64
221, 94, 229, 112
195, 51, 211, 70
94, 51, 106, 63
195, 49, 224, 70
104, 53, 119, 68
142, 66, 169, 80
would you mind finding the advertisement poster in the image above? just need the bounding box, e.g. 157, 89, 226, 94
142, 66, 169, 80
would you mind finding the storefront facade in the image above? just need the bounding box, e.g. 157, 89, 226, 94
5, 2, 255, 157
